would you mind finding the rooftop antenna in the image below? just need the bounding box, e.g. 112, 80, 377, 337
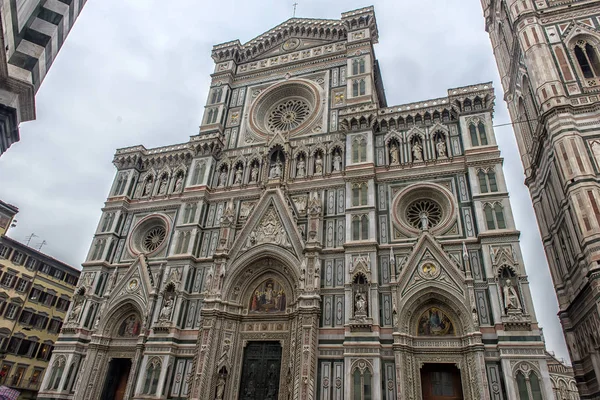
25, 233, 38, 247
293, 2, 298, 17
37, 240, 47, 251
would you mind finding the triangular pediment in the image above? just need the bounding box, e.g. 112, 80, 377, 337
237, 18, 347, 62
229, 188, 304, 260
106, 254, 154, 312
397, 232, 466, 299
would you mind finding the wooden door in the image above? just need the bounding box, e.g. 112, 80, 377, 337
100, 358, 132, 400
238, 341, 282, 400
421, 363, 464, 400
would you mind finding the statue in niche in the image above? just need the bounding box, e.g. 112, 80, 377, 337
332, 152, 342, 172
250, 164, 259, 183
389, 143, 400, 165
296, 157, 306, 178
158, 175, 168, 195
68, 297, 83, 321
218, 169, 227, 187
314, 153, 323, 174
503, 279, 522, 311
472, 308, 479, 326
173, 174, 183, 192
159, 297, 174, 321
269, 160, 282, 179
215, 373, 226, 400
234, 166, 243, 185
412, 141, 423, 161
355, 291, 367, 316
142, 178, 153, 197
436, 138, 447, 157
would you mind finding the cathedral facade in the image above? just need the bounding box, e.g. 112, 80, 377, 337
39, 7, 565, 400
481, 0, 600, 398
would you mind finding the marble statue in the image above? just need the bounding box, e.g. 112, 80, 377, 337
503, 279, 521, 310
314, 154, 323, 174
412, 141, 423, 161
297, 158, 306, 178
234, 166, 243, 184
250, 165, 258, 183
390, 143, 400, 165
174, 175, 183, 192
332, 153, 342, 172
218, 170, 227, 187
436, 139, 447, 157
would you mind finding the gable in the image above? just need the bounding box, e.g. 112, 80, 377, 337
397, 233, 466, 299
228, 188, 304, 261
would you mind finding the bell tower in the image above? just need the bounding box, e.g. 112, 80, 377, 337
482, 0, 600, 397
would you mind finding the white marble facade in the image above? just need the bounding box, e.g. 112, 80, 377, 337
38, 6, 566, 400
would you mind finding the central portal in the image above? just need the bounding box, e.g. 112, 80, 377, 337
100, 358, 132, 400
239, 341, 282, 400
420, 363, 464, 400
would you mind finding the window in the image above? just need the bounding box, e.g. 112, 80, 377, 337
0, 273, 16, 288
516, 370, 543, 400
352, 183, 368, 206
41, 264, 51, 275
210, 88, 223, 104
4, 304, 17, 320
30, 368, 43, 387
44, 294, 56, 307
29, 288, 41, 302
49, 359, 65, 390
25, 258, 37, 270
0, 363, 11, 384
56, 298, 69, 312
478, 122, 488, 145
574, 40, 600, 79
36, 344, 52, 361
352, 366, 372, 400
10, 365, 26, 386
12, 253, 24, 265
352, 215, 369, 241
484, 203, 507, 230
15, 279, 28, 293
18, 310, 33, 325
469, 124, 479, 146
48, 319, 62, 334
191, 161, 206, 186
352, 58, 365, 75
206, 108, 219, 124
32, 314, 48, 330
143, 359, 162, 394
0, 245, 9, 259
478, 170, 498, 193
352, 136, 367, 163
101, 213, 114, 232
63, 363, 75, 391
352, 79, 366, 97
95, 274, 106, 296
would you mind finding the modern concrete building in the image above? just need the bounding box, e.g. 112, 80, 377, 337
40, 6, 576, 400
0, 0, 88, 156
0, 235, 79, 399
481, 0, 600, 397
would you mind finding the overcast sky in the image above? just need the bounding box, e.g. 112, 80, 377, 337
0, 1, 570, 361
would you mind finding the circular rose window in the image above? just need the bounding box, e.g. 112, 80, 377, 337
142, 226, 166, 252
391, 183, 458, 236
406, 199, 443, 229
248, 79, 322, 138
128, 214, 170, 256
267, 99, 311, 132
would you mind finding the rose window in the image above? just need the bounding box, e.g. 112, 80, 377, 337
128, 214, 170, 256
406, 199, 442, 229
142, 226, 166, 252
248, 80, 322, 138
266, 99, 311, 132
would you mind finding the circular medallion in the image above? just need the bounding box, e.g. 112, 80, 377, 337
419, 263, 440, 280
127, 278, 139, 292
282, 38, 300, 51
